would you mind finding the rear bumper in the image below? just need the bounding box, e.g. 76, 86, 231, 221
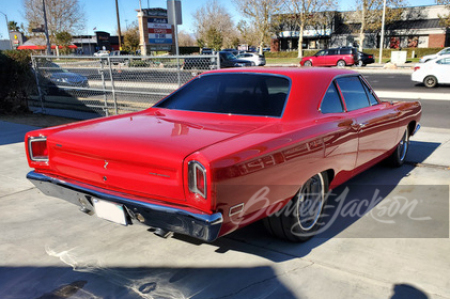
27, 171, 223, 242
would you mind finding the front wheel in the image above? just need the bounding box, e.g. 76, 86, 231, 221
303, 60, 312, 67
386, 129, 410, 167
337, 60, 346, 67
424, 75, 437, 88
357, 60, 365, 67
264, 172, 329, 242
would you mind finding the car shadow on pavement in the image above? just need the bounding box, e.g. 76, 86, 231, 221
0, 265, 297, 299
176, 140, 445, 262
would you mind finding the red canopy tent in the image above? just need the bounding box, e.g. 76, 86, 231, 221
17, 37, 77, 50
17, 44, 77, 50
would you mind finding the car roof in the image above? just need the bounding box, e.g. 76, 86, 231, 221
200, 68, 358, 120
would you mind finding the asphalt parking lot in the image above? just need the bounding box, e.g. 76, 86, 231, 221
1, 119, 449, 299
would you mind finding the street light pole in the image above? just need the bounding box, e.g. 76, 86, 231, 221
115, 0, 122, 50
378, 0, 387, 64
42, 0, 52, 55
0, 11, 13, 50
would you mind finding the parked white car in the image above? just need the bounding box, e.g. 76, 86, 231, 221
412, 55, 450, 88
419, 47, 450, 63
236, 52, 266, 66
94, 50, 110, 57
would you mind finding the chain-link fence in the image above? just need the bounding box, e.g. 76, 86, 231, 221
30, 54, 220, 119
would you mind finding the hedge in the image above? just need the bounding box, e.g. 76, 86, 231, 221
0, 50, 36, 114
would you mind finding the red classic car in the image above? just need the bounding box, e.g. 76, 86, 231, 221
25, 68, 421, 242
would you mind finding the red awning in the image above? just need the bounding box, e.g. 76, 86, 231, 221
17, 44, 78, 50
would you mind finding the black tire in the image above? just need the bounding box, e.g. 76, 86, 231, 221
304, 60, 312, 67
264, 172, 329, 242
337, 60, 346, 67
386, 129, 410, 167
424, 75, 437, 88
357, 60, 365, 67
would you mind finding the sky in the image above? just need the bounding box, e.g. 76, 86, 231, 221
0, 0, 439, 40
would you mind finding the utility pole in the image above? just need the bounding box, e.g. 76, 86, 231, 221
378, 0, 387, 64
42, 0, 51, 55
115, 0, 122, 50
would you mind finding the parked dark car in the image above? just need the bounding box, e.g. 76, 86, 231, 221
219, 51, 252, 68
356, 51, 375, 66
300, 47, 358, 67
222, 48, 238, 56
201, 48, 213, 55
109, 50, 130, 65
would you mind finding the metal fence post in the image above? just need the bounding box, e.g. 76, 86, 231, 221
31, 55, 46, 114
99, 61, 109, 117
107, 57, 118, 115
217, 52, 220, 69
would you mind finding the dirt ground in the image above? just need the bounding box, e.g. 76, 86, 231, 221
0, 113, 79, 128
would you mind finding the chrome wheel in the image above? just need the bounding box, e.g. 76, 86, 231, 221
398, 129, 409, 163
304, 60, 312, 67
337, 60, 346, 67
424, 76, 437, 88
296, 173, 325, 231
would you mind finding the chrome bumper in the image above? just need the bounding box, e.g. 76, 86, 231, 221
27, 171, 223, 242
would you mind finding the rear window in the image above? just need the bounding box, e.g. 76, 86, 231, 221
340, 48, 352, 55
156, 74, 290, 117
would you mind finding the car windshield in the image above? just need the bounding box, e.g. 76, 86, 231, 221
155, 74, 290, 117
222, 52, 237, 60
47, 62, 67, 73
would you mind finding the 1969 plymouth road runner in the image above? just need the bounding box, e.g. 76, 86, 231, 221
26, 68, 421, 242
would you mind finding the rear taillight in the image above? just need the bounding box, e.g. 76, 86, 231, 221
188, 161, 207, 199
369, 55, 373, 58
414, 66, 420, 72
29, 137, 48, 162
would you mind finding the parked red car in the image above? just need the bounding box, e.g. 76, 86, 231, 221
26, 68, 421, 242
300, 47, 358, 67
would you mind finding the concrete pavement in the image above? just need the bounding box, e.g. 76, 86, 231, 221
0, 116, 449, 298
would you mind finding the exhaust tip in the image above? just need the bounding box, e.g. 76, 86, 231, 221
153, 227, 172, 238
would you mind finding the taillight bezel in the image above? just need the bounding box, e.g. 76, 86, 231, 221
28, 137, 49, 162
188, 161, 207, 199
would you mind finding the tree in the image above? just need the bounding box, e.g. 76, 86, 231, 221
237, 20, 259, 47
436, 0, 450, 27
8, 21, 20, 32
234, 0, 284, 54
178, 30, 196, 47
193, 0, 238, 49
206, 27, 223, 51
23, 0, 86, 38
353, 0, 405, 51
55, 31, 72, 54
122, 21, 140, 52
286, 0, 337, 58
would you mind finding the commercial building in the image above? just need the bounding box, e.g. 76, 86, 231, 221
275, 4, 449, 51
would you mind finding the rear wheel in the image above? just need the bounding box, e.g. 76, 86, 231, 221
424, 75, 437, 88
337, 60, 346, 67
264, 172, 329, 242
386, 129, 409, 167
304, 60, 312, 67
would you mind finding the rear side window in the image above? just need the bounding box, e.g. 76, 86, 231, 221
340, 48, 351, 55
320, 82, 343, 113
361, 80, 379, 106
336, 77, 370, 111
328, 49, 338, 55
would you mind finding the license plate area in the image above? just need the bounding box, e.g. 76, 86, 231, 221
93, 198, 127, 225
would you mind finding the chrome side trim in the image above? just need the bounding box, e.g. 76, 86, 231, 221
27, 171, 223, 242
229, 203, 245, 217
